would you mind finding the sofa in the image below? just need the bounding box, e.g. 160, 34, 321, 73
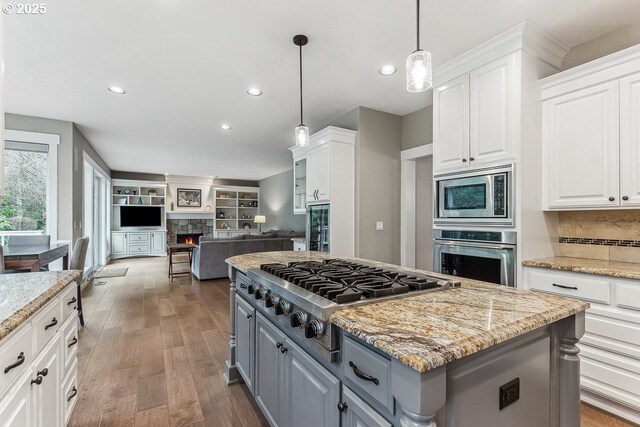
191, 231, 304, 280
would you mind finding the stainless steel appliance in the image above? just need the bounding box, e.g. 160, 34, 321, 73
307, 204, 330, 252
433, 229, 516, 287
243, 259, 460, 362
435, 165, 512, 226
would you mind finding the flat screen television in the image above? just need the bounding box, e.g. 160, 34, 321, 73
120, 206, 162, 227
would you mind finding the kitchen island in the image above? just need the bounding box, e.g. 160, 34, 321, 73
224, 251, 589, 427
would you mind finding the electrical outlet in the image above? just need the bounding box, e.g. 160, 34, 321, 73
376, 221, 384, 231
499, 378, 520, 410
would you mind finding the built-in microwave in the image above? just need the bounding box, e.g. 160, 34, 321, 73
435, 166, 513, 226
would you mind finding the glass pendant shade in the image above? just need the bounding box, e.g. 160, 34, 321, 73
406, 49, 432, 92
295, 124, 310, 147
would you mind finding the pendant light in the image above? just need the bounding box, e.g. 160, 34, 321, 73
293, 34, 310, 147
406, 0, 432, 92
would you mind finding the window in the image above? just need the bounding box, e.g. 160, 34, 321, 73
0, 141, 49, 232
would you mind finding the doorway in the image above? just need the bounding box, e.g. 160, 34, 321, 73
83, 154, 110, 276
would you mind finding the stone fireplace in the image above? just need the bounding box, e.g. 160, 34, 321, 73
167, 218, 213, 245
177, 233, 203, 245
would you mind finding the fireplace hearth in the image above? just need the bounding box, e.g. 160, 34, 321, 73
177, 233, 203, 245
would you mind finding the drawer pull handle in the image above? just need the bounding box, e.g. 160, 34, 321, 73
44, 317, 58, 330
31, 376, 43, 386
69, 337, 78, 348
67, 387, 78, 402
348, 361, 380, 385
4, 352, 25, 374
552, 283, 578, 291
67, 297, 77, 305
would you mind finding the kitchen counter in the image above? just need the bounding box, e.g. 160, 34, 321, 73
0, 270, 81, 341
522, 256, 640, 280
227, 251, 589, 373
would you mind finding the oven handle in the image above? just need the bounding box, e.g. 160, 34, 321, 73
433, 239, 515, 251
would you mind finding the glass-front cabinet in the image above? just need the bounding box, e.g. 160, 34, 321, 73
293, 157, 307, 214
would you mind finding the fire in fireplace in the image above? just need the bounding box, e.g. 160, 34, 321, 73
177, 233, 203, 245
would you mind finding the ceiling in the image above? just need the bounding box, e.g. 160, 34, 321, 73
6, 0, 640, 180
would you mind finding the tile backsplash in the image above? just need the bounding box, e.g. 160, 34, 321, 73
558, 210, 640, 262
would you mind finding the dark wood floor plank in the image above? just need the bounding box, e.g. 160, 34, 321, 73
134, 404, 170, 427
163, 346, 205, 426
136, 373, 168, 411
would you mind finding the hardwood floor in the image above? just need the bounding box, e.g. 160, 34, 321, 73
70, 256, 636, 427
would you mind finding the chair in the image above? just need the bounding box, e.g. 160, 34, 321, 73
69, 237, 89, 326
7, 235, 51, 271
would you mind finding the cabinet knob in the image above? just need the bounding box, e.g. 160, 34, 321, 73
609, 197, 615, 202
31, 376, 43, 386
469, 157, 475, 161
462, 158, 467, 163
337, 402, 348, 413
280, 346, 288, 354
37, 368, 48, 377
622, 196, 629, 201
246, 314, 252, 320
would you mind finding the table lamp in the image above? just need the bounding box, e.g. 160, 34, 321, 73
254, 215, 266, 233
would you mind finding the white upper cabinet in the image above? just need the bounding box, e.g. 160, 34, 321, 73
433, 74, 470, 172
544, 81, 620, 209
433, 54, 517, 174
541, 45, 640, 210
469, 54, 517, 168
315, 144, 331, 202
620, 72, 640, 206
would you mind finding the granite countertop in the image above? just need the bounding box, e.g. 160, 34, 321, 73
227, 251, 589, 373
0, 271, 81, 342
523, 256, 640, 280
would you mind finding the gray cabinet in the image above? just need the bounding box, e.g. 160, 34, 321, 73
341, 386, 392, 427
255, 313, 287, 427
255, 313, 340, 427
289, 340, 340, 427
235, 296, 255, 393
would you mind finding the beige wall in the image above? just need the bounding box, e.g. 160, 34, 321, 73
259, 169, 305, 232
401, 105, 432, 150
415, 156, 433, 270
562, 20, 640, 70
355, 107, 403, 264
557, 210, 640, 263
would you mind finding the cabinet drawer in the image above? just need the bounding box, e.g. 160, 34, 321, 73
128, 233, 149, 242
0, 323, 33, 400
524, 267, 610, 304
33, 298, 63, 354
614, 282, 640, 311
343, 337, 392, 412
60, 284, 77, 323
580, 345, 640, 410
61, 359, 78, 426
128, 244, 150, 254
293, 241, 306, 251
60, 315, 78, 374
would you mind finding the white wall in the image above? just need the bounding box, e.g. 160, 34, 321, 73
165, 176, 214, 213
415, 156, 433, 270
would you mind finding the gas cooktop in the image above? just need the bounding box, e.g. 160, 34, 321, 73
260, 259, 443, 304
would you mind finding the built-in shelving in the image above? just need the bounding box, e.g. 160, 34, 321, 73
214, 187, 260, 233
113, 184, 166, 206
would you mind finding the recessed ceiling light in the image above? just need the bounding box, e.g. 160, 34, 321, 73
164, 172, 169, 176
247, 87, 263, 96
379, 65, 397, 76
220, 124, 232, 130
108, 86, 126, 94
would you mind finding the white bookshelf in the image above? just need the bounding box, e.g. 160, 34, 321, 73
214, 186, 260, 233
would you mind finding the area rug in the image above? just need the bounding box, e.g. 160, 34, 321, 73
95, 267, 129, 278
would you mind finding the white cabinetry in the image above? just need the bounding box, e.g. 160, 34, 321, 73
524, 267, 640, 424
541, 45, 640, 210
214, 186, 260, 234
433, 54, 516, 174
0, 283, 79, 427
290, 127, 356, 257
111, 231, 167, 259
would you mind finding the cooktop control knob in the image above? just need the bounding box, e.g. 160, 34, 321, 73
290, 310, 307, 328
304, 319, 324, 339
247, 284, 256, 294
254, 287, 264, 300
275, 300, 290, 316
264, 293, 276, 308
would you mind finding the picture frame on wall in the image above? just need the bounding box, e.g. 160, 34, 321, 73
177, 188, 202, 207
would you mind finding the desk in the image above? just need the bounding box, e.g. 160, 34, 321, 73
4, 243, 70, 271
168, 243, 195, 281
